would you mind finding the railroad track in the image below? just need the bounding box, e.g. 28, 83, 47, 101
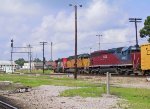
78, 73, 147, 78
12, 72, 148, 78
0, 100, 18, 109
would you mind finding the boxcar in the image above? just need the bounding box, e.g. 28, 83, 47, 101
141, 43, 150, 75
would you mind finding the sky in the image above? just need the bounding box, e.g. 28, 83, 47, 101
0, 0, 150, 61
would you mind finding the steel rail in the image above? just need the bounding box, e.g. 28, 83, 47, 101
0, 100, 18, 109
78, 73, 146, 78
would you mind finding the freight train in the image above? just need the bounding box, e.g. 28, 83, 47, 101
54, 43, 150, 75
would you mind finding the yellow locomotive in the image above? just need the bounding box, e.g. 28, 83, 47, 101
65, 54, 90, 73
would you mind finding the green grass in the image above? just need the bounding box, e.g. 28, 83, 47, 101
0, 74, 99, 87
0, 74, 150, 109
61, 86, 150, 109
111, 87, 150, 109
15, 69, 53, 74
60, 87, 104, 97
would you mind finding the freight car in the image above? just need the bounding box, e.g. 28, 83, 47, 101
141, 43, 150, 75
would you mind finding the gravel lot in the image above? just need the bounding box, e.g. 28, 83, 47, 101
2, 85, 121, 109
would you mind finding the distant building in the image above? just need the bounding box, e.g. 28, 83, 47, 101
22, 62, 44, 70
22, 62, 35, 69
22, 61, 56, 70
0, 61, 18, 73
35, 62, 50, 69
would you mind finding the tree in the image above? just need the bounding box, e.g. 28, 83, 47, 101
15, 58, 26, 67
33, 58, 42, 62
140, 16, 150, 42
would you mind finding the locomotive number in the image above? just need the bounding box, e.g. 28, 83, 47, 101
103, 55, 107, 59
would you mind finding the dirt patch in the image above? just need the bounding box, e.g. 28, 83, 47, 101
2, 85, 121, 109
0, 81, 24, 91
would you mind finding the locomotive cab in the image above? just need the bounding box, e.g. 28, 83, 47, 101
127, 46, 141, 74
116, 46, 140, 75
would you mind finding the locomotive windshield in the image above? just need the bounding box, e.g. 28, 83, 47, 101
130, 46, 140, 52
78, 53, 90, 59
121, 47, 129, 55
121, 46, 140, 55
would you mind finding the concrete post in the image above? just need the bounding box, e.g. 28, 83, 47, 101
106, 72, 110, 95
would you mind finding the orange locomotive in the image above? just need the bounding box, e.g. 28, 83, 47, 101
55, 54, 90, 73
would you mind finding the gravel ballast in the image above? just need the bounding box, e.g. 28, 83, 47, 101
2, 85, 121, 109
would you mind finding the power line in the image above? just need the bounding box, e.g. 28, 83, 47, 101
32, 39, 136, 54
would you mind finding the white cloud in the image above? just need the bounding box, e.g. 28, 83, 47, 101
0, 0, 43, 60
25, 0, 134, 59
0, 0, 140, 60
79, 0, 119, 30
0, 0, 42, 16
103, 28, 130, 42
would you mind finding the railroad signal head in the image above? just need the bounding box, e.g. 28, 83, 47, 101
69, 4, 72, 6
79, 5, 82, 7
11, 39, 13, 47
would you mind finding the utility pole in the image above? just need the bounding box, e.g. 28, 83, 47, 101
69, 4, 82, 79
51, 42, 53, 61
28, 44, 32, 73
90, 47, 92, 54
96, 35, 102, 50
11, 39, 13, 73
129, 18, 142, 48
40, 42, 47, 74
